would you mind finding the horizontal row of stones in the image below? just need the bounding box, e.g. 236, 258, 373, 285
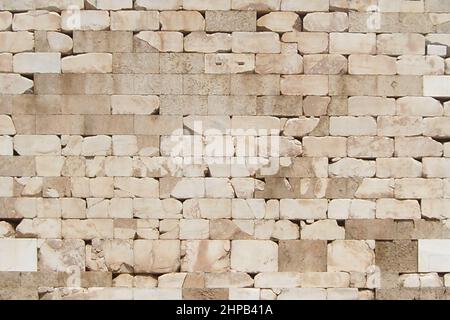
2, 195, 450, 219
2, 52, 450, 75
1, 238, 450, 274
1, 31, 450, 56
5, 74, 450, 97
1, 0, 449, 13
2, 10, 450, 34
0, 215, 450, 241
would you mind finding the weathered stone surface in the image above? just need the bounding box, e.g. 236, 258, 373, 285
327, 240, 375, 272
231, 240, 278, 273
0, 239, 37, 272
279, 240, 327, 272
181, 240, 230, 272
62, 53, 112, 73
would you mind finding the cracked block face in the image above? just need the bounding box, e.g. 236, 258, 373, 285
1, 0, 450, 301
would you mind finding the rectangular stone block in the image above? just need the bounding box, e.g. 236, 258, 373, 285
419, 240, 450, 272
73, 31, 133, 53
0, 239, 37, 272
206, 10, 256, 32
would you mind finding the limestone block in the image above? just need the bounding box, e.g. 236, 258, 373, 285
85, 0, 133, 9
183, 199, 231, 219
0, 239, 37, 272
0, 115, 15, 135
256, 54, 303, 74
62, 219, 113, 239
12, 10, 61, 31
301, 220, 345, 240
133, 199, 182, 219
396, 97, 443, 116
395, 178, 443, 199
397, 56, 444, 75
282, 32, 329, 54
74, 31, 133, 53
38, 239, 84, 272
111, 11, 159, 31
328, 240, 375, 272
280, 199, 327, 219
330, 116, 377, 136
419, 240, 450, 272
160, 11, 204, 31
423, 158, 450, 177
0, 31, 34, 53
86, 239, 133, 273
232, 0, 280, 11
205, 10, 256, 32
279, 240, 327, 272
112, 95, 159, 115
13, 53, 61, 74
231, 240, 278, 273
424, 76, 450, 97
424, 117, 450, 138
205, 53, 254, 74
377, 33, 425, 55
281, 0, 328, 11
349, 55, 396, 75
14, 135, 60, 155
421, 199, 450, 219
376, 240, 418, 272
303, 13, 348, 32
329, 158, 376, 178
0, 221, 14, 238
181, 240, 230, 272
377, 116, 423, 137
82, 135, 111, 156
62, 53, 112, 73
330, 33, 376, 54
376, 158, 423, 178
283, 117, 320, 137
254, 272, 302, 288
232, 32, 281, 54
257, 12, 301, 32
303, 54, 347, 75
0, 53, 12, 72
303, 137, 347, 157
0, 135, 13, 155
134, 240, 180, 273
281, 75, 328, 95
38, 31, 73, 53
395, 137, 442, 157
135, 31, 183, 52
61, 10, 110, 31
184, 32, 231, 53
376, 199, 421, 219
135, 0, 182, 10
0, 11, 12, 30
16, 218, 61, 238
302, 272, 350, 288
183, 0, 231, 10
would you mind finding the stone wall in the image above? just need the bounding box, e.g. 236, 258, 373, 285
1, 0, 450, 300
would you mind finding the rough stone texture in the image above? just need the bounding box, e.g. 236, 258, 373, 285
1, 0, 450, 301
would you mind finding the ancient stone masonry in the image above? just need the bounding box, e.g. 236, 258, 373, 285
2, 0, 450, 301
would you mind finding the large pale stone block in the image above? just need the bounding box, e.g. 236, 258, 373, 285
112, 95, 159, 115
160, 11, 204, 31
395, 178, 443, 199
232, 32, 281, 54
282, 32, 328, 54
376, 199, 421, 219
181, 240, 230, 272
62, 53, 112, 73
134, 240, 180, 274
0, 239, 37, 272
135, 0, 182, 10
13, 53, 61, 74
257, 12, 300, 32
111, 11, 159, 31
232, 0, 280, 11
330, 33, 376, 54
183, 0, 231, 10
85, 0, 133, 10
14, 135, 61, 155
419, 240, 450, 272
135, 31, 183, 52
12, 10, 61, 31
303, 13, 348, 32
377, 33, 425, 55
184, 32, 231, 53
281, 0, 329, 11
256, 54, 303, 74
281, 75, 328, 95
61, 10, 110, 31
38, 239, 85, 272
280, 199, 327, 219
0, 32, 34, 53
348, 55, 396, 75
231, 240, 278, 273
327, 240, 375, 272
0, 11, 12, 30
396, 97, 443, 116
424, 76, 450, 97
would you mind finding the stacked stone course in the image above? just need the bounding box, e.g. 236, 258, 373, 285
1, 0, 450, 300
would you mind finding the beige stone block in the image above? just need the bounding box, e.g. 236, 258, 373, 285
181, 240, 230, 272
0, 31, 34, 53
205, 53, 254, 74
282, 31, 328, 54
111, 11, 159, 31
304, 13, 348, 32
0, 177, 13, 197
61, 53, 112, 73
232, 0, 280, 10
283, 117, 320, 137
0, 239, 37, 272
329, 158, 376, 178
35, 156, 64, 176
135, 31, 183, 52
0, 53, 12, 72
184, 32, 231, 53
231, 240, 278, 273
395, 178, 443, 199
16, 218, 61, 238
302, 272, 350, 288
280, 199, 327, 219
354, 178, 394, 199
133, 199, 182, 219
0, 11, 12, 30
257, 12, 300, 32
301, 220, 345, 240
82, 135, 111, 156
424, 117, 450, 138
377, 33, 425, 55
348, 97, 395, 116
254, 272, 302, 288
74, 31, 132, 53
281, 0, 328, 11
303, 54, 347, 75
183, 198, 231, 219
112, 95, 159, 115
114, 177, 158, 197
379, 0, 424, 12
377, 158, 423, 178
376, 199, 421, 219
134, 240, 180, 274
425, 0, 450, 12
328, 199, 376, 219
396, 97, 443, 116
179, 219, 209, 240
13, 10, 60, 31
183, 0, 231, 10
38, 239, 84, 272
423, 158, 450, 178
61, 10, 110, 31
13, 53, 61, 74
421, 199, 450, 219
397, 56, 444, 75
205, 10, 256, 32
330, 33, 376, 54
36, 31, 73, 54
0, 135, 13, 155
349, 54, 396, 75
135, 0, 182, 10
303, 137, 347, 157
62, 219, 113, 239
328, 240, 374, 272
330, 116, 377, 136
14, 135, 60, 155
256, 54, 303, 74
424, 76, 450, 97
160, 11, 204, 31
232, 32, 280, 54
0, 115, 15, 135
378, 116, 423, 137
281, 75, 328, 95
395, 137, 442, 157
86, 0, 133, 9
